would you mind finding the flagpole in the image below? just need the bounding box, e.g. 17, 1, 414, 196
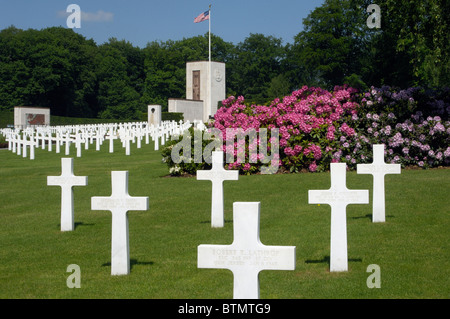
208, 4, 211, 64
208, 4, 212, 122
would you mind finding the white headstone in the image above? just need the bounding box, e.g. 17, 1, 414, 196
308, 163, 369, 272
84, 131, 90, 150
357, 144, 401, 223
16, 134, 22, 156
21, 134, 35, 160
55, 132, 61, 154
47, 158, 88, 231
47, 132, 53, 152
73, 133, 84, 158
197, 151, 239, 228
105, 129, 117, 153
91, 171, 149, 275
198, 202, 296, 299
29, 134, 35, 160
64, 133, 71, 155
154, 133, 159, 151
95, 131, 102, 151
22, 135, 28, 158
10, 133, 17, 153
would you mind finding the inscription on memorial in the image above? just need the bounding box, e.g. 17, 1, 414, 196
210, 248, 282, 268
26, 113, 45, 126
198, 202, 295, 299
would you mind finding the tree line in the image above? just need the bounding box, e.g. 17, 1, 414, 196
0, 0, 448, 120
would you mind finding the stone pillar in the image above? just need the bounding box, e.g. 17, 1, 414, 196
186, 61, 225, 122
148, 105, 162, 126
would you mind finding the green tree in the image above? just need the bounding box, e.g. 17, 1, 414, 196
267, 74, 292, 100
289, 0, 374, 90
96, 40, 142, 120
374, 0, 450, 88
106, 38, 145, 98
0, 26, 98, 116
142, 40, 186, 111
289, 0, 449, 90
0, 26, 29, 109
227, 33, 286, 104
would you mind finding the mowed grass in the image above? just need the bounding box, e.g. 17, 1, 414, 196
0, 140, 449, 299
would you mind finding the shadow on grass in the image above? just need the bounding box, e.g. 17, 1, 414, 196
350, 214, 395, 220
305, 256, 363, 265
57, 222, 95, 230
199, 219, 233, 224
74, 222, 95, 229
102, 259, 154, 271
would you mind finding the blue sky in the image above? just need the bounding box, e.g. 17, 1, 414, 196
0, 0, 325, 47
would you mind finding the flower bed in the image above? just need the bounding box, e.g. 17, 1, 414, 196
340, 86, 450, 170
162, 85, 449, 175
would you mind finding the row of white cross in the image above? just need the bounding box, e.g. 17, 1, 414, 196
46, 143, 400, 299
196, 144, 400, 298
0, 120, 194, 159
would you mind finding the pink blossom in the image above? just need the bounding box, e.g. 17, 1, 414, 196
309, 162, 318, 172
284, 147, 295, 156
293, 144, 303, 154
339, 123, 355, 136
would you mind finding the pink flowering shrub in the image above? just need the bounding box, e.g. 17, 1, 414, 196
210, 85, 449, 174
162, 85, 449, 176
213, 85, 361, 173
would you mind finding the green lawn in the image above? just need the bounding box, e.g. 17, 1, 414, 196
0, 140, 449, 299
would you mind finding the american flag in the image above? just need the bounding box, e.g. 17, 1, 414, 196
194, 10, 210, 23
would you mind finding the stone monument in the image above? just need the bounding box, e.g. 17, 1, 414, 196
169, 61, 225, 122
14, 106, 50, 129
148, 105, 162, 126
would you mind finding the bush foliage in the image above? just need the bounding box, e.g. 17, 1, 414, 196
162, 86, 449, 175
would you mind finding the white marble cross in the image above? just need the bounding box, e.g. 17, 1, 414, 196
83, 131, 90, 150
10, 133, 17, 153
47, 158, 88, 231
357, 144, 401, 223
64, 133, 71, 155
120, 132, 133, 156
39, 132, 46, 150
308, 163, 369, 272
198, 202, 296, 299
16, 134, 22, 156
91, 171, 148, 275
47, 132, 53, 152
21, 134, 36, 160
135, 129, 142, 149
105, 129, 117, 153
73, 133, 85, 158
28, 135, 35, 160
154, 133, 159, 151
197, 151, 239, 228
55, 133, 61, 153
21, 135, 29, 158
